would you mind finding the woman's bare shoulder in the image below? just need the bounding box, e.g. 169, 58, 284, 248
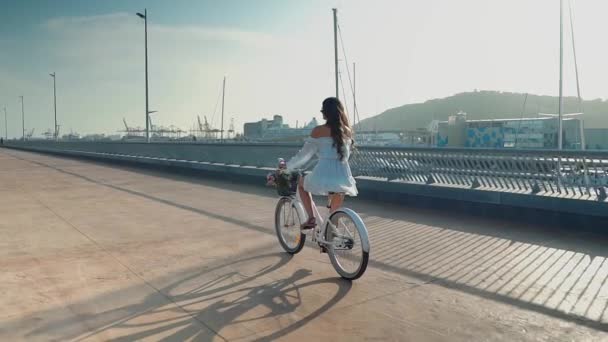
310, 125, 331, 138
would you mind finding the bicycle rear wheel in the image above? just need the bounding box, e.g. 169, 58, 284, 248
326, 209, 369, 280
275, 197, 306, 254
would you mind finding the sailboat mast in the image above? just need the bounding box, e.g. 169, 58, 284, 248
569, 0, 585, 150
558, 0, 564, 150
333, 8, 339, 99
221, 76, 226, 143
353, 62, 357, 128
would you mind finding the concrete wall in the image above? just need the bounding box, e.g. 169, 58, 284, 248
8, 140, 301, 168
3, 140, 608, 230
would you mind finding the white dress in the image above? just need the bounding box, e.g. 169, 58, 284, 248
286, 137, 358, 196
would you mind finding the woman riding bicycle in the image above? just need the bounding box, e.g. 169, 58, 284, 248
283, 97, 358, 229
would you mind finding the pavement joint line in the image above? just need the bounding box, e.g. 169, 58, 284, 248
10, 153, 276, 237
5, 152, 229, 342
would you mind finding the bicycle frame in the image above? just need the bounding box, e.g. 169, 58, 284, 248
288, 186, 370, 253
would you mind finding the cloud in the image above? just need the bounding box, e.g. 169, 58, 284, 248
41, 12, 283, 80
45, 12, 133, 30
44, 12, 278, 49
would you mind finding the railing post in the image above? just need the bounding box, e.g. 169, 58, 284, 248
531, 183, 541, 194
597, 187, 607, 201
471, 179, 481, 189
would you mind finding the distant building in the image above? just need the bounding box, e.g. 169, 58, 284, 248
80, 134, 122, 141
585, 128, 608, 150
244, 115, 318, 141
243, 115, 285, 138
61, 132, 81, 141
435, 112, 584, 149
356, 132, 401, 146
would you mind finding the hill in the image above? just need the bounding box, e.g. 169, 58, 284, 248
356, 91, 608, 131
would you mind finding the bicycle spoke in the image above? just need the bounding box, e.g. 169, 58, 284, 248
338, 220, 355, 240
327, 212, 365, 277
275, 198, 304, 253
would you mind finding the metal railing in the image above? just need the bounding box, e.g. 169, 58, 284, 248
6, 141, 608, 200
350, 146, 608, 199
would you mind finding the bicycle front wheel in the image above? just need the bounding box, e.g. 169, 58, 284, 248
326, 209, 370, 280
275, 197, 306, 254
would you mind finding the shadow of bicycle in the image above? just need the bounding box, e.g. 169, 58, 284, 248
27, 252, 352, 341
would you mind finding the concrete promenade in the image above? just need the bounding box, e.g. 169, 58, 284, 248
1, 148, 607, 341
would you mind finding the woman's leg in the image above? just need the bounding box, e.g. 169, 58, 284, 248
298, 177, 314, 219
329, 193, 345, 213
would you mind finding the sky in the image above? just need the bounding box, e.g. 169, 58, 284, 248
1, 0, 607, 138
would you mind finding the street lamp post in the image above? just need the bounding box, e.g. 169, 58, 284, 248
136, 9, 150, 143
50, 72, 57, 140
3, 106, 7, 140
19, 96, 24, 140
221, 76, 226, 143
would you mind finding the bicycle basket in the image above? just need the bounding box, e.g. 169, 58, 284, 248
275, 171, 298, 196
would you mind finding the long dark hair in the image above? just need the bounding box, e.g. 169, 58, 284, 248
321, 97, 351, 161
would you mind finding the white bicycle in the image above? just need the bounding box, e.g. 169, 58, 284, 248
273, 171, 370, 280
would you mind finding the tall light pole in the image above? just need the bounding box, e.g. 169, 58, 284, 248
19, 96, 24, 140
3, 106, 7, 140
136, 9, 150, 143
50, 72, 57, 140
221, 76, 226, 143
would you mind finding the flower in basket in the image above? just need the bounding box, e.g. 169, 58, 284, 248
266, 172, 277, 187
275, 169, 297, 196
266, 158, 297, 195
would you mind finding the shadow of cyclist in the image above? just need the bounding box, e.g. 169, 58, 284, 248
27, 252, 352, 341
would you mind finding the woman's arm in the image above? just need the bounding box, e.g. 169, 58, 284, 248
286, 139, 318, 171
